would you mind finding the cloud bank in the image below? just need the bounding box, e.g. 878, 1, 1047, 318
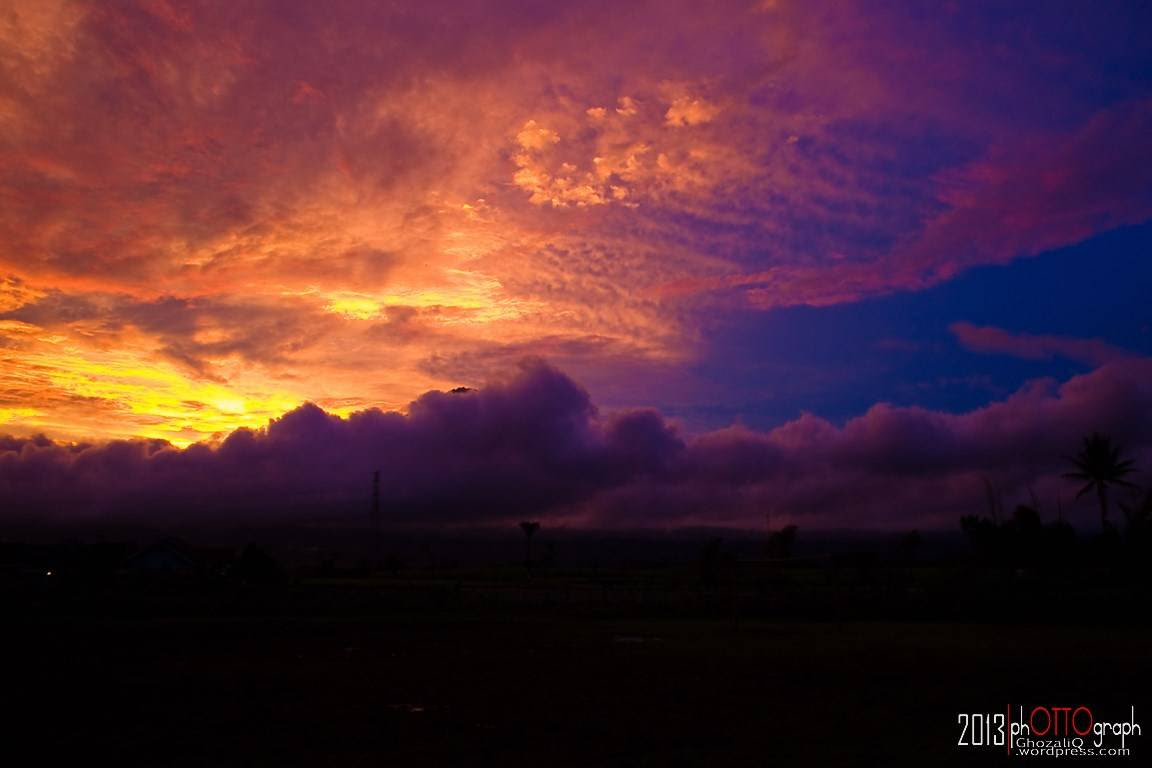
3, 361, 1150, 530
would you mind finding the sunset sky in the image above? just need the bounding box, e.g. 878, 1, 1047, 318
2, 0, 1152, 528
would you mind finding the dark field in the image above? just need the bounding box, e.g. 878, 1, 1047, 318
5, 567, 1151, 767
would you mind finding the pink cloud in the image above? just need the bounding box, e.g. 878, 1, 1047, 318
950, 322, 1132, 366
898, 98, 1152, 286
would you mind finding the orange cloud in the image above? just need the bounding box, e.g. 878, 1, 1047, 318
1, 0, 1148, 444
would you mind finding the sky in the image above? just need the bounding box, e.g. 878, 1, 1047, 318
2, 0, 1151, 529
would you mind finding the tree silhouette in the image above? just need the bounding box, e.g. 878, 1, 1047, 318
519, 520, 540, 568
1063, 433, 1137, 531
896, 529, 922, 563
765, 525, 798, 559
1119, 489, 1152, 544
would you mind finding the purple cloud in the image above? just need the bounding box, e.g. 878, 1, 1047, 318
2, 359, 1151, 531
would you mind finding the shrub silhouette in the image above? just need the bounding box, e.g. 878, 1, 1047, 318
519, 520, 540, 568
765, 525, 798, 559
960, 507, 1076, 567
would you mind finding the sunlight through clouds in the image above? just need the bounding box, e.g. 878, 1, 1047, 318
1, 0, 1150, 446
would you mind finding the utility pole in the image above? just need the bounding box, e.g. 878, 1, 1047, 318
372, 469, 381, 569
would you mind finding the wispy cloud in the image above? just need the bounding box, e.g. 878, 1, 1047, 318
950, 322, 1133, 367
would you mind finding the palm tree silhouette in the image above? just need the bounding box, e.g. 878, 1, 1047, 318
1063, 433, 1137, 531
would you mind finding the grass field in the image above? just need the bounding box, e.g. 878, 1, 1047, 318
6, 608, 1149, 766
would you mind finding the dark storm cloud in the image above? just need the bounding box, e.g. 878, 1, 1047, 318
2, 360, 1150, 530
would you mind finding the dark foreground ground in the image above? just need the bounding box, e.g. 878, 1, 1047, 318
4, 525, 1151, 766
6, 607, 1150, 767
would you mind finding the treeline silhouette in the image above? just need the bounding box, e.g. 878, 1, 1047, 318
958, 432, 1151, 568
2, 432, 1150, 623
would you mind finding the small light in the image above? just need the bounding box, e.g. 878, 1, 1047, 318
45, 570, 53, 576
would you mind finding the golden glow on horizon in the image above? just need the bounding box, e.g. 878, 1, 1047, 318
0, 253, 562, 444
0, 406, 42, 422
0, 326, 306, 446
